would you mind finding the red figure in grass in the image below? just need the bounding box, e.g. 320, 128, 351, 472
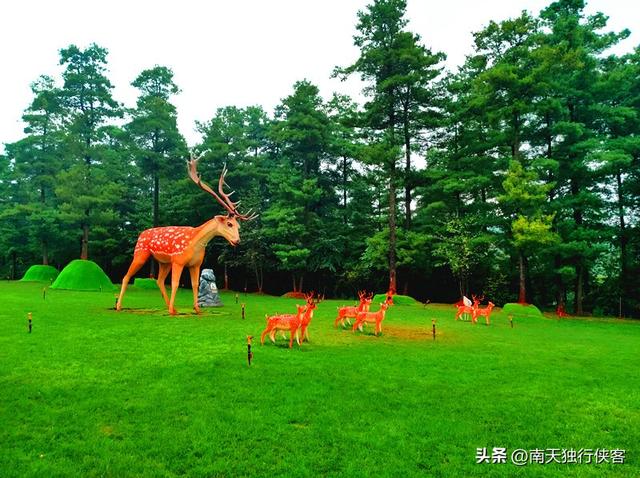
352, 298, 391, 336
454, 294, 483, 321
335, 290, 373, 328
472, 301, 495, 325
116, 153, 256, 315
261, 304, 307, 348
262, 293, 320, 348
299, 293, 322, 342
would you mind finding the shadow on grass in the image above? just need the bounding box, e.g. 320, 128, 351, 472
109, 308, 228, 318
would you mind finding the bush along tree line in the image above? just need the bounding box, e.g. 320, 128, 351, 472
1, 0, 639, 317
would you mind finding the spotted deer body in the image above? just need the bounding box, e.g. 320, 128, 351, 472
353, 301, 390, 336
472, 301, 495, 325
335, 291, 373, 328
455, 295, 482, 321
262, 305, 306, 348
264, 293, 321, 346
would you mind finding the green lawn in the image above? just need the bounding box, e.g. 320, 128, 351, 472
1, 281, 638, 477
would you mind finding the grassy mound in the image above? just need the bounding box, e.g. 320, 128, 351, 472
20, 264, 59, 283
502, 302, 543, 318
133, 278, 158, 289
373, 293, 421, 306
51, 259, 115, 292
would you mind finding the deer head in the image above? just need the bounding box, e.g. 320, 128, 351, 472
188, 152, 257, 247
304, 291, 322, 311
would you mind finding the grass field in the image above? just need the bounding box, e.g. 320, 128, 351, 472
1, 281, 638, 477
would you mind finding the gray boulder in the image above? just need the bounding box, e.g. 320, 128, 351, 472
198, 269, 223, 307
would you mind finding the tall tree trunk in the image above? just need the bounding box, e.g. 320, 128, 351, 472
575, 264, 584, 316
42, 239, 49, 265
570, 177, 585, 314
149, 172, 160, 278
616, 169, 628, 316
511, 111, 520, 159
342, 155, 348, 224
555, 255, 564, 309
298, 275, 304, 293
80, 221, 89, 260
518, 251, 527, 304
403, 103, 412, 229
10, 250, 17, 280
388, 161, 397, 294
388, 98, 398, 294
223, 264, 229, 290
255, 263, 263, 293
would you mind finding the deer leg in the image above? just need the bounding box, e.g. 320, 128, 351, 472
169, 263, 184, 316
261, 325, 271, 345
189, 266, 201, 314
156, 262, 171, 306
116, 251, 150, 311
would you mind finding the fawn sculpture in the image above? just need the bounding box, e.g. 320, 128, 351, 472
265, 293, 320, 346
262, 305, 307, 348
353, 300, 391, 336
454, 294, 482, 321
335, 291, 373, 328
299, 293, 321, 342
472, 301, 495, 325
116, 153, 256, 315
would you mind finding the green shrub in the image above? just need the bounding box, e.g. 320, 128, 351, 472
133, 278, 159, 289
51, 260, 115, 292
502, 302, 543, 318
20, 264, 59, 283
372, 293, 421, 306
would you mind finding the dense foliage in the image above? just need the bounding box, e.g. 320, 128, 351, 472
1, 0, 639, 316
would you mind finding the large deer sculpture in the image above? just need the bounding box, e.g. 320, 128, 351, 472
116, 154, 256, 315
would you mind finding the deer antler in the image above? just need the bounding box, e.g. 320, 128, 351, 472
187, 152, 257, 220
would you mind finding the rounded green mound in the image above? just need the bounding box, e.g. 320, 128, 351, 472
133, 278, 158, 289
51, 260, 115, 292
20, 265, 59, 283
373, 293, 420, 306
502, 303, 543, 318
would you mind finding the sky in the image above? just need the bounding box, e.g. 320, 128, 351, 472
1, 0, 638, 151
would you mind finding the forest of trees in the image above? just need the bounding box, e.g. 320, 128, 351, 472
1, 0, 639, 317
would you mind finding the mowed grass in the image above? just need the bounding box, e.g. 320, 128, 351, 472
0, 281, 638, 477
